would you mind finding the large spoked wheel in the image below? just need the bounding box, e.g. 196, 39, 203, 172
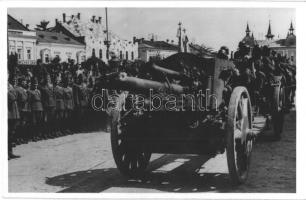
271, 78, 286, 140
110, 110, 151, 178
226, 86, 253, 185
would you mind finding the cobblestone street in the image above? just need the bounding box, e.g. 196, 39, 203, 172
8, 110, 296, 193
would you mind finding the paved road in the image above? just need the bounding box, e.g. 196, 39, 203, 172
8, 111, 296, 193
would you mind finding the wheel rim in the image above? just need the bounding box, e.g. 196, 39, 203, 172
111, 111, 151, 176
234, 94, 252, 178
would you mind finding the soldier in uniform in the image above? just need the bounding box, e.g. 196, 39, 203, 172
28, 77, 44, 141
79, 75, 90, 132
62, 75, 74, 134
54, 76, 65, 136
40, 74, 56, 138
15, 76, 31, 143
8, 75, 20, 159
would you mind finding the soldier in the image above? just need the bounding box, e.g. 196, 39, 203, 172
79, 75, 90, 132
40, 74, 56, 138
15, 76, 31, 143
28, 77, 44, 141
62, 75, 74, 134
54, 76, 65, 136
8, 75, 20, 159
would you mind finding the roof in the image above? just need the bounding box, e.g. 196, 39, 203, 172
36, 30, 85, 46
139, 40, 178, 51
8, 14, 29, 31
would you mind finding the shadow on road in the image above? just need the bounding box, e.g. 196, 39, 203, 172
46, 154, 234, 193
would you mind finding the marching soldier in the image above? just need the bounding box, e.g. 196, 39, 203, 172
40, 74, 56, 138
28, 77, 44, 141
8, 75, 20, 159
15, 76, 31, 143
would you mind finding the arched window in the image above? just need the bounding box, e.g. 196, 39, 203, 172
92, 48, 96, 57
99, 49, 102, 59
126, 51, 128, 60
120, 51, 123, 60
131, 51, 134, 60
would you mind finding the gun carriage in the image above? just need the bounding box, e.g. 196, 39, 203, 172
98, 52, 289, 185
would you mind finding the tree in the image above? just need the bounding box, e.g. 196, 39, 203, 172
35, 20, 50, 31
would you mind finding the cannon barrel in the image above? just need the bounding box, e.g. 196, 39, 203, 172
114, 72, 188, 94
151, 63, 191, 80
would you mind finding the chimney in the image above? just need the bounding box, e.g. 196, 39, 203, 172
133, 36, 136, 44
55, 18, 58, 24
92, 15, 96, 22
26, 24, 29, 29
166, 39, 169, 43
171, 40, 174, 44
63, 13, 66, 23
98, 17, 102, 24
77, 13, 80, 20
20, 19, 23, 24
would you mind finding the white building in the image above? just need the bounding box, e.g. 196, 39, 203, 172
36, 30, 86, 64
137, 39, 178, 62
51, 13, 138, 63
8, 14, 37, 66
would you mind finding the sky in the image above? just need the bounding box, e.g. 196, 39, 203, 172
8, 8, 295, 51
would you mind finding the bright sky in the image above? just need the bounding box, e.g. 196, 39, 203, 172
8, 8, 295, 51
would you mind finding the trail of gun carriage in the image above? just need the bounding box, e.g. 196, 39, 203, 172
92, 43, 296, 185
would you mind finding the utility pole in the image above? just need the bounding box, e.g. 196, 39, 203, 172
177, 22, 182, 53
104, 7, 110, 60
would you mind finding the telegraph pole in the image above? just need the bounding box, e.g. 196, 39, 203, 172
178, 22, 182, 53
105, 7, 110, 60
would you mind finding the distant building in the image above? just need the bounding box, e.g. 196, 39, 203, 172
188, 43, 216, 58
36, 30, 86, 64
8, 14, 37, 66
50, 13, 138, 63
137, 39, 178, 62
257, 21, 296, 64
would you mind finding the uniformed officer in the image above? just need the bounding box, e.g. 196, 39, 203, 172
28, 77, 44, 141
54, 75, 65, 136
40, 74, 56, 138
8, 75, 20, 159
62, 75, 74, 134
79, 75, 90, 132
15, 76, 31, 143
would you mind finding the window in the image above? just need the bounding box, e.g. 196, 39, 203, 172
120, 51, 123, 59
45, 54, 49, 63
131, 51, 134, 60
17, 49, 23, 60
126, 51, 128, 60
92, 49, 96, 57
99, 49, 102, 59
27, 49, 31, 60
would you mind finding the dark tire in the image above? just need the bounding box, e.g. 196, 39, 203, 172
226, 86, 253, 185
271, 82, 285, 139
110, 110, 151, 178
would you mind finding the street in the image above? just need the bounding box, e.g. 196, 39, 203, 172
8, 110, 296, 193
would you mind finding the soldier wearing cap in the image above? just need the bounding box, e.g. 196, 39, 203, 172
15, 76, 31, 143
54, 75, 65, 136
40, 74, 56, 138
8, 75, 20, 159
28, 77, 44, 141
62, 75, 74, 134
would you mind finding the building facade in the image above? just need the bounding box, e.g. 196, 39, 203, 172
36, 30, 86, 64
8, 15, 37, 66
137, 39, 178, 62
50, 13, 138, 63
241, 21, 296, 64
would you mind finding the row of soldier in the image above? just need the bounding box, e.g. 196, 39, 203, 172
7, 69, 108, 159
